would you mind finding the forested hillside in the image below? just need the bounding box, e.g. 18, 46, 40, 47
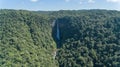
56, 16, 120, 67
0, 10, 58, 67
0, 9, 120, 67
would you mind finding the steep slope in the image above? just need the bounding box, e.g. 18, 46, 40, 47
56, 13, 120, 67
0, 10, 58, 67
1, 9, 120, 67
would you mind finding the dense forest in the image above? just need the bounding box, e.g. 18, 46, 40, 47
0, 9, 58, 67
0, 9, 120, 67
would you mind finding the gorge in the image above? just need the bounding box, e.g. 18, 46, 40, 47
0, 9, 120, 67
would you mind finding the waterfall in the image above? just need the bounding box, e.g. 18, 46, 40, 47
56, 22, 60, 40
52, 20, 55, 27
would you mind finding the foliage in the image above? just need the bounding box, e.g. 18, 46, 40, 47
1, 9, 120, 67
0, 9, 58, 67
56, 13, 120, 67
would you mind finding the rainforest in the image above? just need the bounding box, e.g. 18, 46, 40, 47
0, 9, 120, 67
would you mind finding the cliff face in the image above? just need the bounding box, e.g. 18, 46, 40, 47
1, 9, 120, 67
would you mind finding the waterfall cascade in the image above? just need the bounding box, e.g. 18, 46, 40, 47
56, 22, 60, 40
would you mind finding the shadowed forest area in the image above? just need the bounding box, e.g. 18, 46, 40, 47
0, 9, 120, 67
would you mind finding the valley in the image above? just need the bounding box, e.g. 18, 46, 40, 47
0, 9, 120, 67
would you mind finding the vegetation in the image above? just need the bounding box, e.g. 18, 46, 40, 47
0, 9, 120, 67
0, 9, 57, 67
55, 11, 120, 67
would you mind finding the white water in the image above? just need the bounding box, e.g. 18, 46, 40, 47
52, 20, 56, 27
52, 20, 60, 40
53, 50, 57, 59
52, 20, 60, 59
56, 22, 60, 40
